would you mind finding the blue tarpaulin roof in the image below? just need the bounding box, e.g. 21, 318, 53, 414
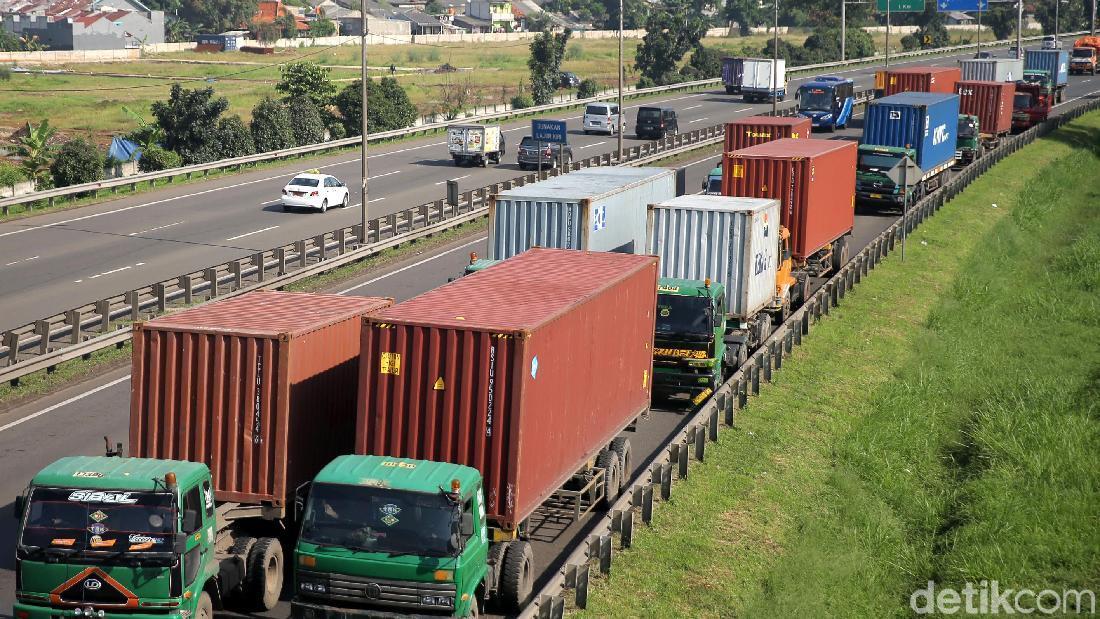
108, 136, 141, 162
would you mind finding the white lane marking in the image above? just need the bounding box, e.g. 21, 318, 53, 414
0, 376, 131, 434
4, 255, 39, 266
683, 104, 704, 110
733, 107, 753, 113
338, 236, 486, 295
578, 141, 607, 149
688, 117, 710, 123
1056, 87, 1100, 107
369, 197, 386, 203
127, 221, 184, 236
369, 170, 401, 180
225, 225, 279, 241
435, 174, 471, 185
74, 262, 146, 283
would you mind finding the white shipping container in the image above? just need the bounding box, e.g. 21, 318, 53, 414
488, 167, 676, 260
647, 195, 780, 320
742, 58, 787, 92
959, 58, 1024, 82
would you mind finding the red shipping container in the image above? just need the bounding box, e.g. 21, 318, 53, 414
956, 80, 1015, 137
884, 66, 961, 95
357, 248, 657, 531
723, 138, 856, 261
131, 291, 393, 509
724, 115, 812, 152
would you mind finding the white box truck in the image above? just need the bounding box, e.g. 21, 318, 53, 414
740, 58, 787, 103
448, 124, 505, 167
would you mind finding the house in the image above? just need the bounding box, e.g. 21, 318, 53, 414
329, 0, 412, 35
0, 0, 164, 49
395, 7, 445, 34
944, 11, 974, 25
466, 0, 512, 32
452, 12, 490, 32
252, 0, 309, 32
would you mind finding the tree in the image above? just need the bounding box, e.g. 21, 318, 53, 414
16, 120, 56, 188
122, 105, 165, 153
288, 96, 326, 146
603, 0, 648, 30
276, 61, 336, 107
138, 145, 183, 172
215, 115, 255, 159
278, 13, 299, 39
181, 0, 258, 34
1035, 0, 1088, 35
150, 84, 229, 164
50, 138, 102, 188
252, 20, 281, 44
984, 5, 1017, 40
250, 97, 296, 152
164, 15, 195, 43
309, 17, 337, 36
577, 77, 600, 98
435, 73, 475, 120
528, 28, 571, 105
424, 0, 444, 12
724, 0, 766, 36
527, 10, 553, 31
636, 5, 707, 85
0, 161, 26, 190
335, 77, 418, 135
680, 43, 722, 80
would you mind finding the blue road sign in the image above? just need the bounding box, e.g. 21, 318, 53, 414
936, 0, 987, 11
532, 119, 568, 143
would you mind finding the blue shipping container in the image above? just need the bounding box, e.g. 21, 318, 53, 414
1024, 49, 1069, 86
862, 92, 960, 173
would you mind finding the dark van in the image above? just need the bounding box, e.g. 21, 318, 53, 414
635, 106, 678, 139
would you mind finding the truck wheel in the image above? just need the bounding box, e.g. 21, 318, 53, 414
773, 298, 791, 325
609, 437, 632, 485
596, 449, 621, 507
791, 274, 809, 309
196, 591, 213, 619
466, 596, 480, 618
499, 541, 534, 613
245, 537, 284, 611
830, 236, 849, 273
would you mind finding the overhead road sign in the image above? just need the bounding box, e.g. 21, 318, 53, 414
936, 0, 988, 11
878, 0, 926, 11
532, 119, 568, 143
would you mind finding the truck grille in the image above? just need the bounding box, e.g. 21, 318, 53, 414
298, 569, 456, 611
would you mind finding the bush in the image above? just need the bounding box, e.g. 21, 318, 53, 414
215, 115, 255, 159
335, 77, 418, 135
309, 17, 336, 37
511, 93, 534, 109
679, 43, 722, 80
250, 97, 295, 152
288, 96, 325, 147
138, 145, 182, 172
577, 78, 599, 98
327, 121, 346, 140
0, 64, 10, 81
0, 160, 25, 187
50, 138, 102, 188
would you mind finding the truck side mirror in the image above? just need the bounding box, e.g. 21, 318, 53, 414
173, 533, 188, 554
460, 512, 474, 537
14, 494, 24, 519
182, 509, 199, 534
294, 481, 312, 522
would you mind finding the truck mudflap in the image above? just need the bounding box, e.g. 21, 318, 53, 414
291, 599, 456, 619
13, 603, 186, 619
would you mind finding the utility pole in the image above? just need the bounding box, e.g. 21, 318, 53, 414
841, 0, 846, 61
886, 0, 891, 68
772, 0, 779, 115
1017, 0, 1023, 59
1055, 0, 1061, 45
1092, 0, 1096, 35
617, 0, 623, 161
360, 1, 370, 244
976, 1, 982, 56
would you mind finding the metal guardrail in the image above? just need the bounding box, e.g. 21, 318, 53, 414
1, 31, 1077, 214
519, 83, 1100, 619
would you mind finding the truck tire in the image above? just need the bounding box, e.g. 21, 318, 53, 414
499, 541, 534, 613
244, 537, 284, 611
196, 591, 213, 619
830, 235, 849, 273
792, 273, 809, 309
773, 297, 791, 325
725, 85, 736, 95
609, 437, 632, 485
596, 449, 621, 507
466, 596, 480, 618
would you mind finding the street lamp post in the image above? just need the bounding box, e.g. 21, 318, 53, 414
772, 0, 779, 115
842, 0, 846, 61
1056, 0, 1060, 45
360, 1, 370, 244
1017, 0, 1023, 58
617, 0, 623, 161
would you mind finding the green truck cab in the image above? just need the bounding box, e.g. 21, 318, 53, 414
291, 456, 512, 618
13, 456, 225, 619
653, 278, 728, 404
855, 144, 917, 207
955, 114, 982, 166
701, 166, 723, 195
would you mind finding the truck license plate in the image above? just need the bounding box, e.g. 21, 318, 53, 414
870, 193, 883, 199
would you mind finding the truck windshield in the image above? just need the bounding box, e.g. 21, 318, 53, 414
301, 483, 458, 558
1013, 93, 1034, 110
706, 176, 722, 194
1073, 48, 1093, 58
656, 294, 713, 340
858, 152, 902, 171
19, 487, 175, 554
957, 118, 978, 138
798, 87, 833, 111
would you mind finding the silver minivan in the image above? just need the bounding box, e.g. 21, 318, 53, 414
583, 102, 625, 135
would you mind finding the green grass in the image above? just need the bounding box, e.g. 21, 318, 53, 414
578, 111, 1100, 617
0, 341, 132, 407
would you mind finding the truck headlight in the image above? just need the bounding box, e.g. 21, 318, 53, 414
300, 582, 326, 593
421, 595, 454, 607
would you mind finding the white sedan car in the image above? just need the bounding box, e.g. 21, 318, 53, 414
281, 172, 350, 213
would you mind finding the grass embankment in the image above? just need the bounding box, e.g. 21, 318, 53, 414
579, 111, 1100, 617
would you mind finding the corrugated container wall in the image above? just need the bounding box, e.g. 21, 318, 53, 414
357, 248, 657, 531
724, 116, 811, 152
1024, 49, 1070, 85
959, 58, 1024, 82
647, 195, 780, 320
956, 80, 1015, 136
884, 66, 961, 95
722, 138, 856, 261
862, 92, 961, 172
722, 57, 745, 90
131, 292, 393, 509
487, 167, 675, 260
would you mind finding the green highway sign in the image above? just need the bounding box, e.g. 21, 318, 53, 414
877, 0, 925, 11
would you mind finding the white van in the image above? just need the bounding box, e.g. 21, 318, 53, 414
583, 102, 625, 135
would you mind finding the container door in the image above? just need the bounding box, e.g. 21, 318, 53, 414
448, 128, 466, 154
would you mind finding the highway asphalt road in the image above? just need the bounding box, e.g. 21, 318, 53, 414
0, 47, 1050, 333
1, 55, 1098, 619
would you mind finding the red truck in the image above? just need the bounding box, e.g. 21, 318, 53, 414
1012, 81, 1053, 131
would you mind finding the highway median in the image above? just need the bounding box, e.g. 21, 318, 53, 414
575, 109, 1100, 617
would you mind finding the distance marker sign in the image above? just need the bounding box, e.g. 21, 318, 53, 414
877, 0, 925, 11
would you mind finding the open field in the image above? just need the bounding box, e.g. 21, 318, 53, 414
577, 110, 1100, 616
0, 30, 994, 147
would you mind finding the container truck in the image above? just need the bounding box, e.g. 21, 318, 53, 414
1023, 49, 1069, 103
955, 80, 1014, 158
796, 76, 856, 131
290, 248, 658, 618
1012, 81, 1054, 130
647, 196, 789, 401
882, 66, 961, 96
448, 124, 505, 167
704, 116, 812, 192
723, 138, 857, 286
724, 57, 787, 102
955, 114, 982, 166
1070, 36, 1100, 75
13, 292, 393, 618
856, 92, 960, 208
959, 58, 1024, 82
703, 166, 723, 195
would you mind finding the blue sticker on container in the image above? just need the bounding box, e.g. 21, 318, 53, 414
531, 356, 539, 379
592, 206, 607, 232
